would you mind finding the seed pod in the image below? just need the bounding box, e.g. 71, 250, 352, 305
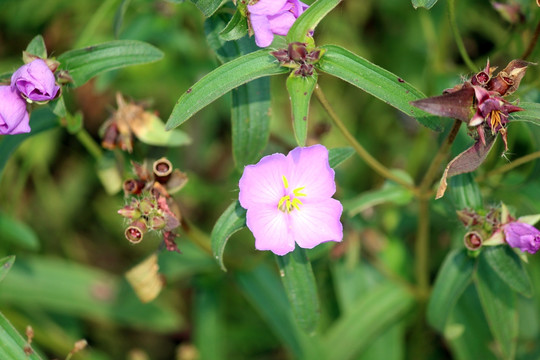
125, 220, 147, 244
464, 231, 483, 251
123, 179, 146, 195
153, 157, 173, 184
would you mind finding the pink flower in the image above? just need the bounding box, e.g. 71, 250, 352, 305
0, 85, 30, 135
11, 59, 60, 102
248, 0, 309, 48
503, 221, 540, 254
239, 144, 343, 256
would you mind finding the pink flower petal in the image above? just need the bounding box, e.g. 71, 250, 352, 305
246, 204, 295, 255
248, 0, 289, 15
286, 144, 336, 200
249, 14, 275, 47
239, 152, 288, 209
268, 12, 296, 36
0, 85, 30, 135
289, 0, 309, 17
290, 198, 343, 249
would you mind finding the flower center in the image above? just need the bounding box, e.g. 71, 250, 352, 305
277, 175, 306, 213
489, 110, 503, 133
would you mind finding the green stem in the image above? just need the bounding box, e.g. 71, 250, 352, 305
447, 0, 476, 72
314, 85, 417, 193
75, 128, 103, 160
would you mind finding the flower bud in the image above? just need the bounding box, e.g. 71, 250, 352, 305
0, 86, 30, 135
123, 179, 145, 195
117, 206, 141, 220
125, 220, 147, 244
464, 231, 483, 251
288, 42, 307, 62
139, 198, 155, 215
153, 157, 173, 183
271, 49, 291, 63
11, 59, 60, 102
101, 122, 119, 150
149, 215, 167, 230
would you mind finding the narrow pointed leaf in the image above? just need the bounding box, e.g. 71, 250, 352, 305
484, 246, 533, 298
475, 252, 518, 360
510, 102, 540, 124
25, 35, 47, 58
166, 51, 288, 130
231, 80, 272, 168
410, 87, 474, 123
189, 0, 224, 17
0, 312, 44, 360
316, 45, 443, 131
411, 0, 439, 9
427, 249, 475, 332
275, 247, 320, 334
286, 0, 342, 43
328, 147, 354, 168
219, 7, 248, 41
58, 40, 164, 86
0, 256, 15, 283
287, 72, 317, 146
0, 213, 40, 251
436, 133, 496, 199
324, 281, 414, 360
236, 264, 317, 359
447, 173, 483, 210
205, 13, 273, 170
211, 201, 247, 271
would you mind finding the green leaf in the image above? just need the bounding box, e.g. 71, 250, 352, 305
275, 247, 320, 334
166, 50, 288, 130
427, 249, 475, 332
328, 147, 354, 168
236, 264, 317, 359
475, 252, 518, 360
484, 246, 533, 298
194, 282, 225, 360
0, 256, 15, 283
211, 201, 247, 272
286, 0, 342, 43
0, 256, 182, 332
510, 102, 540, 124
324, 281, 414, 360
25, 35, 47, 58
446, 285, 498, 360
0, 213, 40, 251
448, 173, 483, 210
219, 7, 248, 41
189, 0, 225, 17
57, 40, 164, 86
0, 107, 58, 179
0, 311, 44, 360
113, 0, 132, 38
287, 72, 318, 146
316, 45, 443, 131
205, 12, 273, 169
50, 96, 67, 118
344, 170, 414, 216
411, 0, 438, 10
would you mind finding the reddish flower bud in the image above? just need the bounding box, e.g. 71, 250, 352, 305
288, 42, 308, 62
271, 49, 291, 63
117, 206, 141, 220
123, 179, 145, 195
101, 122, 119, 150
139, 198, 155, 215
464, 231, 483, 251
153, 157, 173, 183
149, 215, 167, 230
125, 220, 147, 244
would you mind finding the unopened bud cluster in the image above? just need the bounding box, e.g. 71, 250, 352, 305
271, 42, 324, 77
457, 204, 540, 254
118, 158, 188, 252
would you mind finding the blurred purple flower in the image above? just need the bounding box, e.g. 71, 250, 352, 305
0, 85, 30, 135
239, 144, 343, 256
503, 221, 540, 254
248, 0, 309, 48
11, 59, 60, 102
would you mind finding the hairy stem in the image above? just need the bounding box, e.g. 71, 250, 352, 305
314, 85, 417, 193
448, 0, 476, 72
477, 150, 540, 181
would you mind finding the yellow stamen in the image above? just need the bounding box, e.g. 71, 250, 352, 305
489, 110, 502, 134
293, 187, 306, 197
282, 175, 289, 189
277, 176, 307, 213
